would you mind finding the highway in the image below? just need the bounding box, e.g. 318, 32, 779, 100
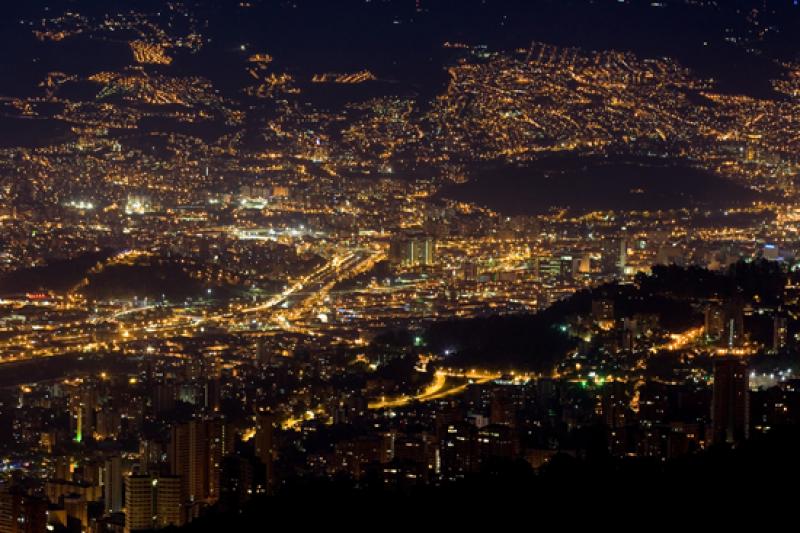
0, 245, 385, 363
369, 370, 498, 409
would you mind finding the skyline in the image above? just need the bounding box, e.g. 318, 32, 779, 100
0, 0, 799, 525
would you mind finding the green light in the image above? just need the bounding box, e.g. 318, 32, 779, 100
414, 336, 423, 347
74, 406, 83, 443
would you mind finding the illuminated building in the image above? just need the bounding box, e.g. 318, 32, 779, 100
389, 235, 436, 267
784, 281, 800, 308
169, 422, 205, 505
124, 474, 182, 533
271, 185, 289, 198
763, 244, 780, 261
601, 381, 630, 429
591, 298, 615, 324
706, 299, 746, 347
332, 435, 390, 479
124, 195, 154, 216
390, 432, 437, 475
439, 422, 478, 480
533, 255, 573, 282
745, 133, 762, 161
476, 424, 517, 461
773, 316, 788, 352
70, 396, 90, 444
704, 302, 725, 340
723, 300, 745, 348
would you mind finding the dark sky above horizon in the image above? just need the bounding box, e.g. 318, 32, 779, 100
2, 0, 800, 98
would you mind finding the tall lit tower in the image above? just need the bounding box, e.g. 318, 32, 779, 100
74, 402, 83, 443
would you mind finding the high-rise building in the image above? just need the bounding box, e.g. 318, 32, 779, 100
169, 418, 232, 506
389, 235, 436, 267
763, 243, 780, 261
711, 357, 749, 445
206, 418, 232, 501
204, 379, 221, 412
745, 132, 762, 161
219, 456, 254, 511
169, 423, 196, 504
254, 413, 276, 491
102, 456, 123, 514
600, 238, 626, 277
622, 317, 638, 351
139, 440, 164, 474
123, 479, 147, 531
601, 381, 630, 429
591, 299, 615, 323
62, 495, 88, 532
574, 253, 592, 275
783, 281, 800, 308
152, 384, 176, 414
704, 302, 725, 340
439, 422, 478, 481
476, 424, 517, 462
124, 474, 182, 533
707, 300, 745, 347
0, 487, 47, 533
773, 315, 788, 352
723, 300, 745, 348
461, 262, 479, 282
533, 254, 573, 282
489, 388, 516, 427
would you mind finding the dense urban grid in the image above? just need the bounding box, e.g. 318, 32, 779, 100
0, 0, 800, 527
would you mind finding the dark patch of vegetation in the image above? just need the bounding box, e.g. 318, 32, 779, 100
80, 262, 205, 301
0, 353, 136, 387
438, 156, 776, 216
426, 313, 578, 373
419, 260, 788, 372
637, 259, 787, 305
0, 250, 114, 294
164, 426, 800, 513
